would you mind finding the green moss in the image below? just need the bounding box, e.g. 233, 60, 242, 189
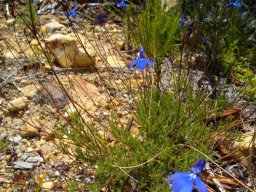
0, 138, 8, 151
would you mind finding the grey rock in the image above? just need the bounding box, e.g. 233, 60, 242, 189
37, 3, 58, 15
41, 82, 68, 109
26, 156, 44, 163
0, 131, 7, 139
8, 135, 22, 144
244, 105, 256, 122
225, 92, 239, 103
13, 161, 35, 169
224, 84, 240, 103
20, 153, 29, 161
84, 177, 93, 183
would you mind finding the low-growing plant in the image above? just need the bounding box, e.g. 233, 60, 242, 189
181, 0, 254, 76
0, 137, 8, 151
0, 0, 253, 191
127, 0, 180, 85
16, 0, 39, 34
27, 54, 38, 66
55, 70, 238, 191
233, 57, 256, 103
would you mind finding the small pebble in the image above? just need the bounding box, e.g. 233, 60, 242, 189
54, 171, 60, 176
41, 181, 54, 190
27, 147, 33, 152
13, 161, 34, 169
26, 156, 44, 163
9, 135, 22, 144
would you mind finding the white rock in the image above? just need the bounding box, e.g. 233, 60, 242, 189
27, 147, 33, 152
41, 181, 54, 190
9, 135, 22, 143
4, 51, 16, 59
41, 21, 65, 33
55, 171, 60, 176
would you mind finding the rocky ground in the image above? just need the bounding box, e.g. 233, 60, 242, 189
0, 2, 256, 191
0, 3, 133, 190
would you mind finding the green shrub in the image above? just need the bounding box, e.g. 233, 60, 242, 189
55, 75, 237, 190
233, 57, 256, 103
0, 138, 8, 151
51, 1, 245, 191
16, 0, 39, 33
181, 0, 254, 76
128, 0, 180, 75
3, 0, 248, 190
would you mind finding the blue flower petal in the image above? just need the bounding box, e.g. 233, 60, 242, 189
136, 59, 147, 70
72, 11, 77, 18
191, 160, 206, 175
194, 177, 208, 192
166, 172, 190, 184
75, 6, 80, 11
68, 10, 77, 18
67, 6, 80, 18
170, 173, 192, 192
180, 180, 194, 192
166, 160, 208, 192
130, 59, 138, 68
202, 39, 209, 46
117, 0, 127, 8
144, 59, 154, 67
129, 46, 154, 70
179, 16, 189, 28
139, 46, 145, 58
129, 58, 154, 70
227, 2, 246, 8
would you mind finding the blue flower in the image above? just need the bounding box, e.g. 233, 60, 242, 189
130, 46, 154, 70
166, 160, 208, 192
179, 16, 189, 28
67, 6, 80, 18
202, 39, 209, 47
227, 2, 246, 8
96, 14, 108, 24
117, 0, 127, 9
